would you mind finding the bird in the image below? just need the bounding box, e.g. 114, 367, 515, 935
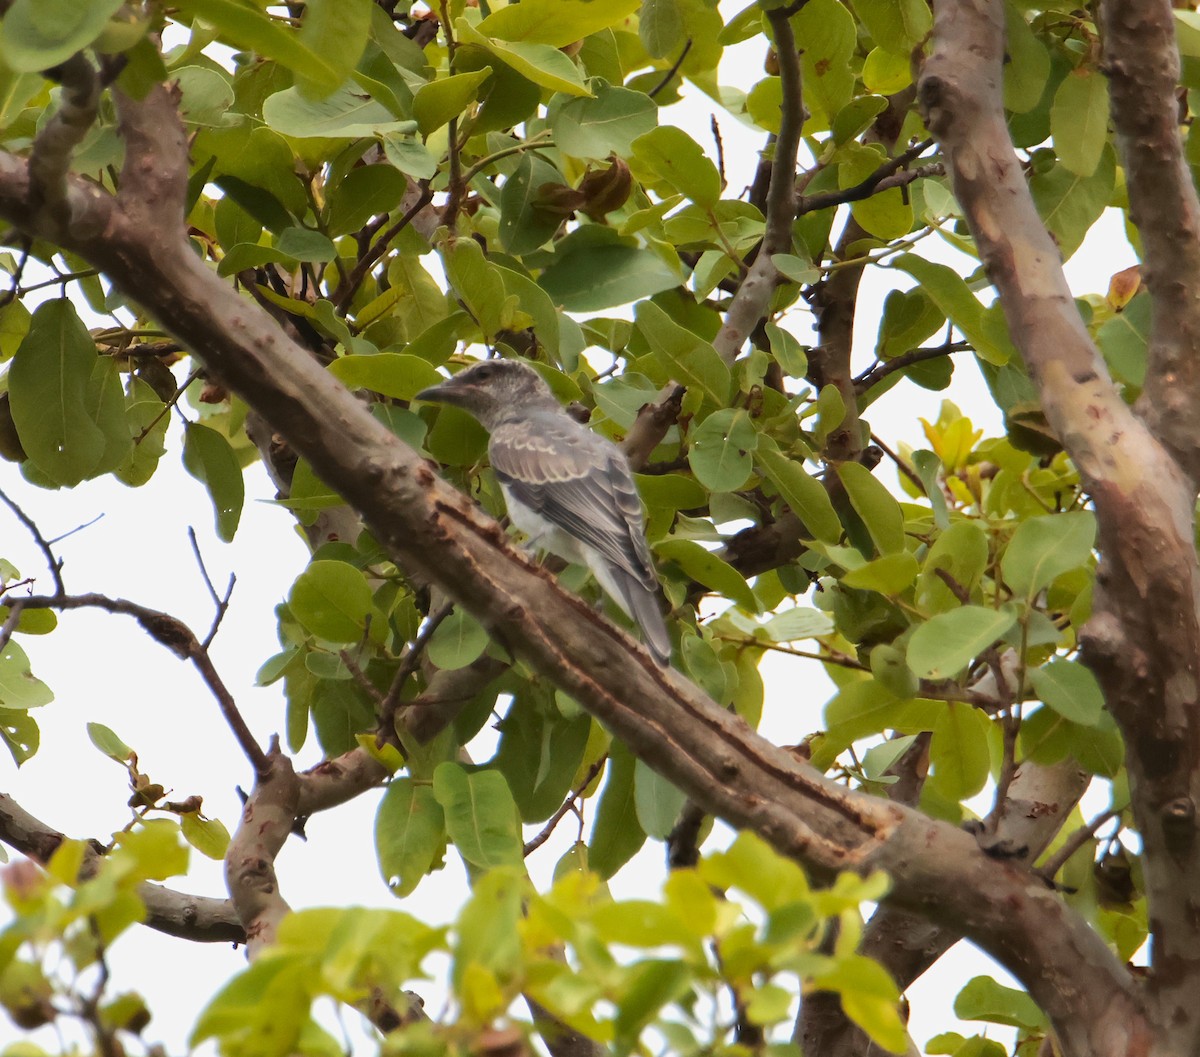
415, 358, 671, 666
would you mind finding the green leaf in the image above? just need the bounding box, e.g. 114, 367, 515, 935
836, 462, 906, 555
478, 0, 640, 46
590, 742, 646, 878
498, 153, 566, 256
328, 353, 443, 401
0, 640, 52, 710
288, 559, 374, 643
413, 68, 492, 136
1096, 292, 1149, 389
175, 0, 362, 97
633, 759, 686, 839
930, 703, 991, 799
376, 778, 446, 896
755, 437, 842, 544
539, 231, 679, 311
326, 165, 408, 237
426, 608, 489, 670
1029, 144, 1116, 261
639, 0, 684, 57
295, 0, 371, 97
854, 0, 931, 53
1051, 69, 1110, 178
841, 552, 920, 595
114, 377, 168, 487
1004, 3, 1050, 114
892, 256, 1015, 365
432, 763, 523, 870
551, 83, 658, 159
456, 19, 591, 97
263, 83, 416, 139
182, 423, 245, 542
656, 539, 758, 611
688, 408, 757, 492
916, 518, 990, 613
954, 976, 1047, 1031
632, 126, 721, 208
180, 813, 231, 860
494, 699, 591, 821
87, 722, 132, 762
0, 0, 124, 72
635, 301, 731, 404
761, 607, 834, 642
0, 707, 39, 765
1001, 511, 1096, 598
794, 0, 856, 128
906, 607, 1017, 680
1029, 657, 1104, 726
9, 300, 108, 486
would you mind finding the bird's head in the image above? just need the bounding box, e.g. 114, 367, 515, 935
415, 358, 556, 430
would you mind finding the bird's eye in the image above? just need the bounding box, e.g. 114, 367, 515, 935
473, 364, 495, 380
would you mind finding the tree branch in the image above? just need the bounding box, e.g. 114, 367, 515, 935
712, 8, 803, 363
4, 592, 269, 775
1102, 0, 1200, 486
922, 0, 1198, 1050
0, 487, 66, 596
27, 54, 100, 231
796, 142, 938, 215
0, 792, 244, 944
224, 744, 299, 957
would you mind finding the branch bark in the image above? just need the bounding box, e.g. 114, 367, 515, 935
921, 0, 1200, 1051
1102, 0, 1200, 486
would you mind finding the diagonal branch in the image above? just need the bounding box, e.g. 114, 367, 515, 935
1101, 0, 1200, 486
0, 487, 66, 596
1, 592, 269, 775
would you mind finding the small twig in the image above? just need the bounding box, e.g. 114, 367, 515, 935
379, 601, 455, 729
0, 239, 30, 308
649, 39, 693, 99
0, 487, 65, 596
7, 591, 269, 774
710, 117, 726, 191
339, 648, 385, 706
853, 340, 971, 396
869, 431, 926, 495
460, 130, 554, 187
797, 141, 937, 215
332, 183, 434, 310
1039, 809, 1120, 882
523, 756, 608, 857
136, 366, 202, 444
188, 526, 236, 647
45, 512, 104, 548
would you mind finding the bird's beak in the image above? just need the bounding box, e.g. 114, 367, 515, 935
414, 376, 471, 406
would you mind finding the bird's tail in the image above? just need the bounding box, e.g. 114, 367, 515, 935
613, 569, 672, 666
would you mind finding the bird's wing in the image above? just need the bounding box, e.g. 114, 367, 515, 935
489, 414, 657, 588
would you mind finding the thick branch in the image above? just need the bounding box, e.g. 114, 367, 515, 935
0, 792, 244, 944
225, 747, 299, 957
922, 1, 1200, 1051
0, 86, 1149, 1054
1102, 0, 1200, 485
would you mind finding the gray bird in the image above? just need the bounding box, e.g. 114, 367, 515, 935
416, 359, 671, 665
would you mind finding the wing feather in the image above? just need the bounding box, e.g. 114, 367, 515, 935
489, 414, 657, 588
